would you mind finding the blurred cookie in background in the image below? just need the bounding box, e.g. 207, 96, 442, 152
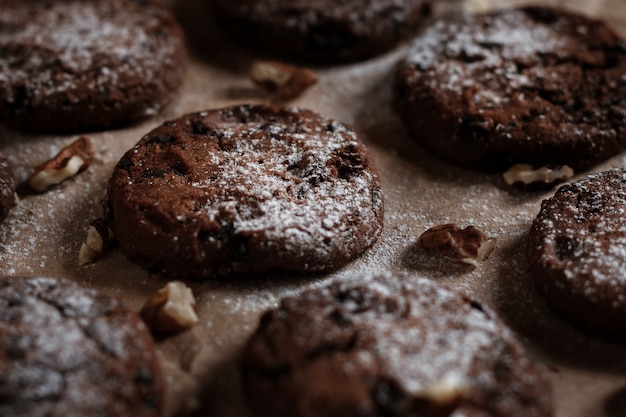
0, 0, 187, 132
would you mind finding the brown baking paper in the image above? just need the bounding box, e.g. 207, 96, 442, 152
1, 0, 626, 416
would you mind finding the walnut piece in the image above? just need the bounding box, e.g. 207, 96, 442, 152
250, 60, 318, 99
78, 218, 113, 265
463, 0, 491, 12
140, 281, 199, 334
417, 224, 496, 267
416, 375, 466, 405
503, 164, 574, 187
28, 137, 95, 192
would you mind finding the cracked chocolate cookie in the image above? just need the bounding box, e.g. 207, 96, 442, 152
105, 104, 384, 279
212, 0, 448, 62
0, 152, 15, 222
395, 6, 626, 172
0, 0, 186, 132
528, 169, 626, 340
241, 273, 552, 417
0, 276, 164, 416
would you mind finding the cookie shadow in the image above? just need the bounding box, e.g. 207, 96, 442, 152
172, 0, 257, 74
492, 232, 626, 374
0, 125, 51, 149
605, 385, 626, 417
397, 242, 475, 281
204, 356, 250, 417
50, 171, 173, 302
204, 269, 336, 296
57, 187, 105, 267
186, 349, 252, 417
154, 326, 251, 417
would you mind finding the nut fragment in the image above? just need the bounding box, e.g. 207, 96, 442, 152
417, 224, 496, 267
78, 218, 113, 265
140, 281, 199, 334
250, 60, 318, 99
28, 137, 95, 192
463, 0, 492, 12
503, 164, 574, 187
416, 374, 466, 405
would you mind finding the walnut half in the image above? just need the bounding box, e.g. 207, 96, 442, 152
28, 137, 95, 192
140, 281, 199, 334
250, 60, 318, 99
417, 224, 496, 267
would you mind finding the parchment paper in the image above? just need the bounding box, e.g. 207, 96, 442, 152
1, 0, 626, 416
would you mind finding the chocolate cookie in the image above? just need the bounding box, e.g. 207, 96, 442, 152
241, 273, 552, 417
395, 6, 626, 172
0, 151, 15, 222
528, 169, 626, 339
105, 104, 384, 279
212, 0, 445, 62
0, 276, 164, 416
0, 0, 186, 132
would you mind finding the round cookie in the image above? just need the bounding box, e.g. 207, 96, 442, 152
528, 169, 626, 339
394, 6, 626, 172
241, 273, 552, 417
0, 276, 164, 416
105, 104, 384, 279
0, 151, 15, 222
0, 0, 186, 132
212, 0, 442, 62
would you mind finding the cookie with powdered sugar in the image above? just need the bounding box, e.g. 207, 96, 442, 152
0, 0, 186, 132
0, 276, 164, 416
211, 0, 456, 62
0, 151, 15, 223
105, 104, 383, 279
394, 6, 626, 172
528, 169, 626, 339
241, 273, 552, 417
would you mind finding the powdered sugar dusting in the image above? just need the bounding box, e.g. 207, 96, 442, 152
243, 0, 420, 27
402, 9, 568, 94
108, 105, 383, 277
0, 135, 106, 277
0, 154, 14, 209
532, 169, 626, 301
248, 272, 549, 414
0, 0, 181, 105
396, 6, 626, 171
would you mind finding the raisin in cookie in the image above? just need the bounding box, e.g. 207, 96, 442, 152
0, 151, 15, 222
105, 104, 383, 279
395, 6, 626, 172
212, 0, 448, 62
0, 0, 186, 132
0, 276, 164, 416
528, 169, 626, 339
241, 273, 552, 417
